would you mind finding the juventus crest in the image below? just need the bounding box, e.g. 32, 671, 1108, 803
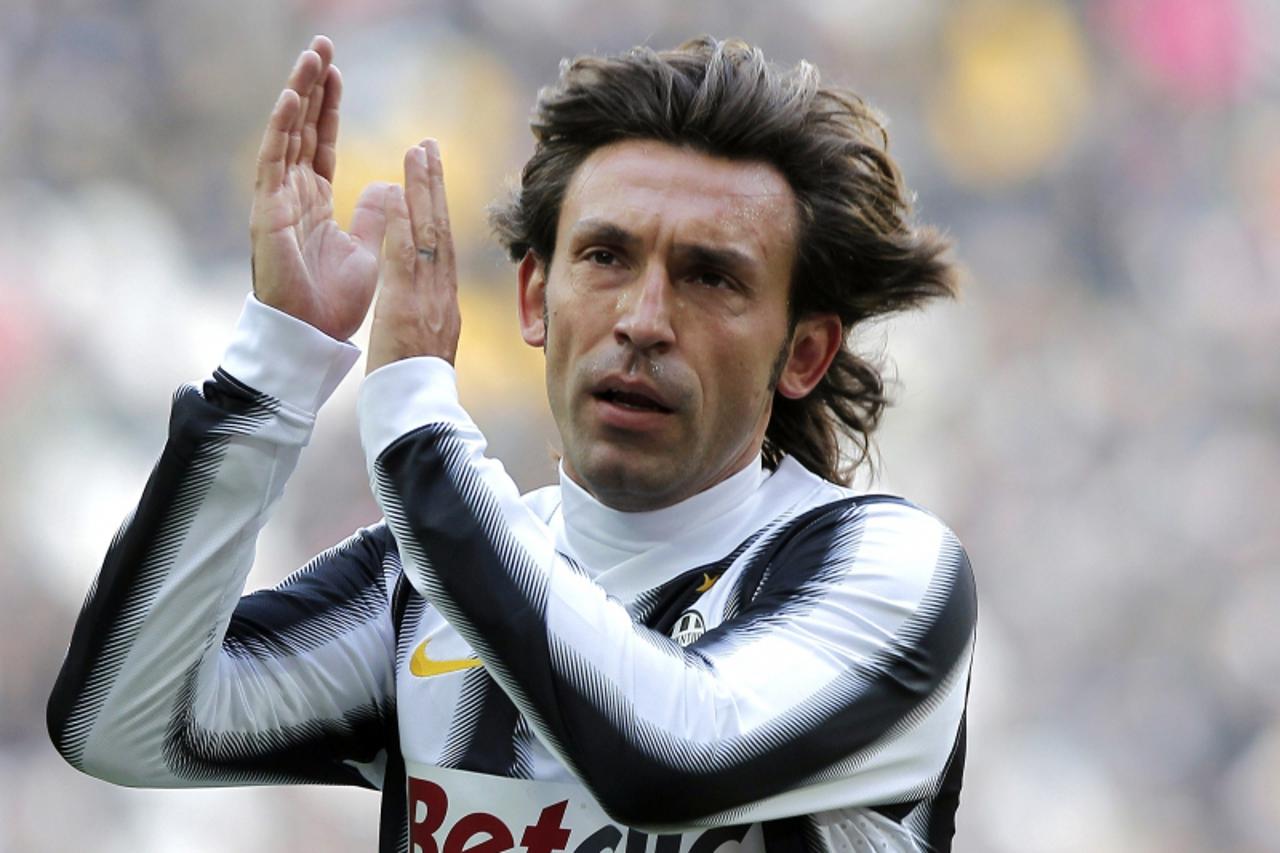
671, 610, 706, 647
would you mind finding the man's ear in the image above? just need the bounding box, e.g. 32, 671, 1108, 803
517, 250, 547, 348
776, 313, 843, 399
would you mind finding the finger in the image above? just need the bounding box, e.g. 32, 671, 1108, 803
404, 144, 435, 255
283, 44, 324, 95
302, 37, 335, 169
254, 88, 301, 192
350, 181, 391, 252
309, 34, 334, 67
424, 139, 455, 277
299, 66, 329, 167
285, 49, 323, 167
382, 184, 416, 293
313, 66, 343, 183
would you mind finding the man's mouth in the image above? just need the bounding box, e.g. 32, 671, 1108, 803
593, 388, 674, 413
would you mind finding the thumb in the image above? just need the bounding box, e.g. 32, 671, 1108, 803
349, 181, 392, 252
380, 184, 416, 290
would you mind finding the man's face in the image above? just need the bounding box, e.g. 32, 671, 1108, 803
518, 140, 829, 511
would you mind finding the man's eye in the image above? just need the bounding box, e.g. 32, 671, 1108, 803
695, 270, 732, 289
588, 250, 617, 266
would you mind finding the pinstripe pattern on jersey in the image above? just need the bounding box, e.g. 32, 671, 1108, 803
163, 525, 397, 786
435, 668, 492, 767
373, 425, 566, 770
510, 714, 537, 779
379, 710, 410, 853
721, 511, 806, 623
391, 553, 423, 668
695, 499, 880, 656
372, 424, 976, 829
382, 571, 415, 853
49, 369, 399, 795
917, 707, 967, 849
163, 659, 387, 786
455, 674, 522, 775
631, 539, 762, 633
48, 371, 278, 768
51, 342, 972, 852
223, 526, 392, 660
801, 814, 828, 853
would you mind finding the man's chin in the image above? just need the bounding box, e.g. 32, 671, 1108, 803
567, 452, 690, 513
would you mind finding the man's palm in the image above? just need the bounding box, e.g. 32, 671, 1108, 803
251, 38, 387, 342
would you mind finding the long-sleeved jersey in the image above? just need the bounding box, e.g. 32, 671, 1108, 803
49, 297, 976, 853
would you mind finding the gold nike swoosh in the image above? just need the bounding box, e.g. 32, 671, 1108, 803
410, 638, 483, 678
696, 572, 720, 593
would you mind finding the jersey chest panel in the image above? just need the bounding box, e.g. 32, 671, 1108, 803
393, 554, 767, 853
394, 553, 753, 771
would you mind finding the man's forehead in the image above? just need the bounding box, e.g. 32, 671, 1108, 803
560, 140, 798, 245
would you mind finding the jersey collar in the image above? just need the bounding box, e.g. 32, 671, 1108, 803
557, 455, 767, 575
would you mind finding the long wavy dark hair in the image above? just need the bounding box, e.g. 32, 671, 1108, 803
491, 37, 958, 484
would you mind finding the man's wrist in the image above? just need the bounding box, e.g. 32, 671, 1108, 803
357, 356, 467, 466
221, 294, 361, 415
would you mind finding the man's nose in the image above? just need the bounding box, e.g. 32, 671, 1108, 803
613, 264, 676, 352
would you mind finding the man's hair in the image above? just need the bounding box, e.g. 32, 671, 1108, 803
491, 36, 958, 485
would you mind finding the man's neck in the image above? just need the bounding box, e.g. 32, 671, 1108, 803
557, 455, 766, 574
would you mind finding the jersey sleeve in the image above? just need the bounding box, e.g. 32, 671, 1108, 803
48, 296, 397, 790
358, 357, 976, 829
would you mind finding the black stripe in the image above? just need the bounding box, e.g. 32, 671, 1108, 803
455, 675, 521, 775
224, 525, 392, 660
552, 549, 973, 826
923, 709, 967, 852
375, 425, 587, 791
163, 543, 399, 786
436, 668, 494, 767
382, 573, 412, 853
376, 424, 553, 678
510, 715, 536, 779
379, 709, 409, 853
48, 373, 276, 766
731, 495, 915, 615
163, 657, 386, 786
762, 816, 809, 853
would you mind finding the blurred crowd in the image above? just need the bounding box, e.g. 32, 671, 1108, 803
1, 0, 1277, 850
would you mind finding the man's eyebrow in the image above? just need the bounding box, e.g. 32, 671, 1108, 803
569, 219, 638, 248
674, 243, 756, 276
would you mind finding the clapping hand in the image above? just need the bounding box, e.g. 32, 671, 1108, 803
366, 139, 461, 373
250, 36, 392, 342
249, 38, 460, 371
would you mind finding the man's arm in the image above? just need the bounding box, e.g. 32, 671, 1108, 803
358, 358, 975, 828
49, 37, 402, 790
48, 297, 398, 788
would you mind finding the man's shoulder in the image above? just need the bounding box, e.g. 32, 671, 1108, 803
765, 459, 972, 594
774, 457, 959, 540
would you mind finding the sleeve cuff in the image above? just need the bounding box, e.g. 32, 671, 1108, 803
357, 356, 470, 466
220, 294, 362, 415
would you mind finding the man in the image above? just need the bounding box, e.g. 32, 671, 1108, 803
49, 35, 975, 853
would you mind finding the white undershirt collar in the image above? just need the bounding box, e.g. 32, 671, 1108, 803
558, 456, 767, 574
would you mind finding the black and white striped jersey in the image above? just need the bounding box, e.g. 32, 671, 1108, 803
49, 297, 976, 853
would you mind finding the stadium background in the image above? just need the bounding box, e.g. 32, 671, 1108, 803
1, 0, 1277, 850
